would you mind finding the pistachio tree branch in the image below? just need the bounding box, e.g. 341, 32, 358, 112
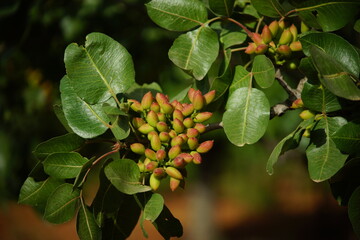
205, 122, 223, 133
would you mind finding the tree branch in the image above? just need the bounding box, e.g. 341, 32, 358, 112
205, 122, 223, 133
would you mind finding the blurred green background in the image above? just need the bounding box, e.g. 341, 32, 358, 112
0, 0, 356, 239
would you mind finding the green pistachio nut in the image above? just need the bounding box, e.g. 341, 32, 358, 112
183, 117, 194, 128
178, 133, 188, 142
160, 102, 174, 115
289, 24, 298, 41
181, 103, 194, 117
277, 45, 292, 57
130, 143, 145, 155
169, 177, 181, 191
269, 20, 279, 37
132, 117, 145, 129
150, 173, 161, 191
173, 156, 186, 168
146, 110, 159, 127
186, 128, 199, 138
171, 100, 183, 111
138, 123, 155, 134
252, 32, 264, 45
299, 110, 315, 120
157, 112, 166, 122
194, 112, 213, 123
137, 161, 145, 172
150, 134, 162, 151
156, 121, 169, 132
177, 153, 193, 164
187, 88, 196, 103
169, 145, 182, 159
255, 44, 268, 54
173, 109, 184, 121
204, 90, 216, 105
278, 29, 293, 45
289, 41, 302, 52
187, 137, 199, 150
159, 132, 171, 142
301, 21, 310, 33
173, 118, 185, 133
196, 140, 214, 153
153, 167, 166, 178
155, 92, 168, 106
171, 136, 184, 147
147, 131, 158, 140
145, 161, 158, 172
302, 129, 311, 138
290, 99, 304, 109
194, 123, 206, 133
156, 149, 166, 161
141, 91, 153, 110
129, 100, 143, 113
193, 90, 205, 110
190, 151, 202, 164
165, 167, 183, 180
261, 25, 272, 44
145, 148, 157, 161
150, 102, 160, 113
168, 130, 177, 138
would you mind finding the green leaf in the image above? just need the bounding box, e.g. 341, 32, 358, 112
295, 0, 359, 32
65, 32, 135, 104
144, 193, 164, 222
102, 105, 127, 116
33, 133, 85, 161
104, 159, 151, 195
77, 199, 101, 240
348, 186, 360, 238
44, 183, 80, 224
209, 49, 232, 100
229, 65, 252, 96
145, 0, 208, 31
306, 117, 348, 182
251, 0, 286, 18
126, 82, 162, 102
73, 157, 96, 189
309, 46, 360, 100
53, 104, 74, 133
18, 177, 63, 213
43, 152, 89, 179
223, 87, 270, 146
252, 55, 275, 88
301, 82, 342, 113
332, 121, 360, 154
153, 205, 183, 239
220, 27, 247, 49
108, 115, 130, 140
168, 26, 219, 80
354, 19, 360, 33
60, 75, 110, 139
208, 0, 235, 16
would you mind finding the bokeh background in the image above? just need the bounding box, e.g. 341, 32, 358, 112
0, 0, 357, 239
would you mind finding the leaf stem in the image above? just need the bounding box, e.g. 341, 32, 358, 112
255, 16, 264, 33
230, 47, 247, 53
226, 17, 253, 38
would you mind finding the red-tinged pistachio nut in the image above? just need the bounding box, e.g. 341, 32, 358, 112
137, 161, 145, 172
147, 131, 158, 140
188, 137, 199, 150
132, 117, 145, 129
145, 148, 157, 160
269, 20, 279, 37
261, 25, 272, 44
171, 136, 184, 147
156, 121, 169, 132
194, 123, 206, 133
289, 24, 298, 41
151, 134, 161, 151
160, 102, 174, 114
182, 103, 194, 117
278, 29, 293, 45
194, 112, 213, 123
188, 88, 196, 103
291, 99, 304, 109
197, 140, 214, 153
156, 149, 166, 161
150, 173, 161, 191
204, 90, 216, 105
146, 161, 158, 171
138, 123, 155, 134
193, 90, 205, 110
299, 110, 315, 120
289, 41, 302, 52
173, 118, 185, 133
173, 156, 186, 168
252, 32, 263, 45
186, 128, 199, 138
183, 117, 194, 128
255, 44, 268, 54
150, 102, 160, 113
177, 153, 193, 163
155, 92, 168, 106
157, 112, 166, 122
141, 91, 153, 110
129, 100, 143, 112
245, 42, 257, 54
301, 21, 310, 33
269, 41, 276, 49
144, 157, 151, 166
169, 177, 181, 191
171, 100, 183, 111
146, 110, 159, 127
173, 109, 184, 121
159, 132, 171, 142
169, 145, 182, 159
166, 167, 183, 180
178, 133, 188, 142
277, 45, 292, 57
153, 167, 166, 178
130, 143, 145, 155
169, 130, 177, 138
190, 151, 202, 164
278, 20, 285, 31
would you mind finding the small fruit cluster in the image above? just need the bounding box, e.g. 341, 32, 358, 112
245, 20, 303, 58
127, 88, 215, 191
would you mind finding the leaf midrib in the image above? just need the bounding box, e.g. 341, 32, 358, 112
19, 178, 49, 203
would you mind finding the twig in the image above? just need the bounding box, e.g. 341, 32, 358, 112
275, 69, 301, 101
205, 122, 223, 133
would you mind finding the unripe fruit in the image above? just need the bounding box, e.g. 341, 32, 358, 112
178, 133, 188, 142
173, 109, 184, 121
269, 41, 276, 49
193, 90, 205, 110
183, 117, 194, 128
188, 137, 199, 150
278, 20, 285, 31
171, 100, 183, 111
171, 136, 184, 147
157, 112, 166, 122
290, 99, 304, 109
277, 45, 292, 57
159, 132, 170, 142
132, 117, 145, 129
138, 123, 155, 134
160, 102, 174, 114
196, 140, 214, 153
153, 167, 166, 178
144, 158, 151, 166
177, 153, 193, 163
166, 167, 183, 180
141, 91, 153, 110
146, 110, 159, 127
173, 118, 185, 133
261, 25, 272, 44
182, 103, 194, 117
299, 110, 315, 120
169, 130, 177, 138
146, 161, 158, 171
194, 123, 206, 133
255, 44, 268, 54
286, 60, 298, 70
145, 148, 157, 161
188, 88, 196, 103
155, 93, 168, 106
137, 161, 145, 172
130, 143, 145, 155
252, 33, 263, 45
169, 177, 181, 191
194, 112, 212, 123
150, 173, 161, 191
303, 129, 311, 138
204, 90, 216, 105
129, 100, 143, 112
245, 42, 257, 54
169, 145, 181, 159
150, 102, 160, 113
301, 21, 310, 33
190, 151, 202, 164
269, 20, 279, 37
289, 41, 302, 52
278, 29, 293, 45
156, 149, 166, 161
173, 156, 186, 168
150, 134, 162, 151
156, 121, 168, 132
289, 24, 298, 41
186, 128, 199, 138
147, 131, 158, 140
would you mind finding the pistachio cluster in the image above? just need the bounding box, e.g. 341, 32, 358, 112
127, 88, 215, 191
245, 20, 303, 58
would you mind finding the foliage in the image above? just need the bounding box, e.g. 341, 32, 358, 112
16, 0, 360, 239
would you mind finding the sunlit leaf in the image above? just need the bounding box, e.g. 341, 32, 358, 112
77, 198, 101, 240
209, 49, 232, 100
333, 121, 360, 154
252, 55, 275, 88
144, 193, 164, 222
229, 65, 252, 96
